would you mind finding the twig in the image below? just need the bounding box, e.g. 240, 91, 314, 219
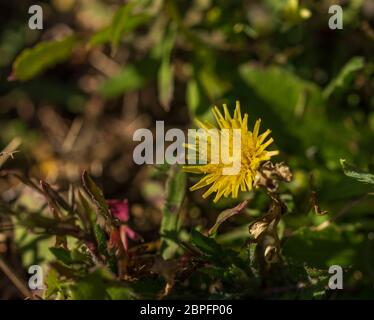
0, 137, 22, 168
0, 257, 33, 299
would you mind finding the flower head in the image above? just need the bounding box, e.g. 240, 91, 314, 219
107, 199, 139, 251
183, 101, 279, 202
108, 199, 129, 222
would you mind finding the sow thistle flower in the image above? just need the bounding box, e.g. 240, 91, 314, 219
183, 101, 279, 203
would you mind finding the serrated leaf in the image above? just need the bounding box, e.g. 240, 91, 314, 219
191, 230, 241, 268
323, 57, 365, 98
340, 159, 374, 186
76, 189, 95, 231
40, 180, 72, 214
94, 224, 109, 257
11, 36, 77, 81
49, 247, 73, 265
69, 269, 112, 300
82, 171, 111, 221
44, 269, 63, 299
190, 229, 225, 262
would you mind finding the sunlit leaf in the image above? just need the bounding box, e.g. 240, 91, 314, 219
340, 159, 374, 186
45, 269, 63, 299
11, 36, 77, 81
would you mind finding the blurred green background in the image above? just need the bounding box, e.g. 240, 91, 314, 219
0, 0, 373, 299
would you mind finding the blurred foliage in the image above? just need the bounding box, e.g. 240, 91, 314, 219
0, 0, 373, 300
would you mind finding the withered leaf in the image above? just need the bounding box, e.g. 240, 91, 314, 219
208, 200, 249, 235
254, 161, 293, 191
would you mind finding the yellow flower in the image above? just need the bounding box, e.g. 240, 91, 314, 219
183, 101, 279, 203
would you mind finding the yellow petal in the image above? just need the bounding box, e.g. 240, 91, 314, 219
234, 101, 241, 121
223, 104, 232, 121
253, 119, 261, 139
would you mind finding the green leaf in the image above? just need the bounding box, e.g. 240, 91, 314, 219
82, 171, 111, 221
189, 230, 243, 268
238, 63, 353, 162
160, 166, 186, 259
89, 11, 150, 49
190, 229, 224, 259
281, 257, 328, 299
88, 27, 111, 48
94, 224, 109, 258
69, 269, 112, 300
69, 268, 137, 300
11, 36, 77, 81
110, 4, 150, 53
323, 57, 365, 98
198, 68, 230, 100
99, 65, 145, 99
340, 159, 374, 186
186, 79, 200, 116
157, 26, 176, 111
49, 247, 73, 265
239, 64, 323, 120
106, 286, 137, 300
44, 269, 63, 299
158, 57, 174, 111
283, 225, 364, 269
111, 3, 135, 52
